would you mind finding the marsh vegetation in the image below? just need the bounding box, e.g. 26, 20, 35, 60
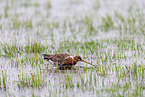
0, 0, 145, 96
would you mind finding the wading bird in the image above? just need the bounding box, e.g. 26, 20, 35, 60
42, 53, 94, 70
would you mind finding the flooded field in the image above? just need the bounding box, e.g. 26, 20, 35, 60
0, 0, 145, 96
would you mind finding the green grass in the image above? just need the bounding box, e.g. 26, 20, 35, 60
1, 40, 46, 58
1, 43, 23, 58
1, 71, 7, 91
17, 71, 45, 88
25, 40, 46, 53
0, 0, 145, 96
99, 15, 115, 31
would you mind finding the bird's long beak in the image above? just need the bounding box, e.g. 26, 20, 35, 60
81, 60, 95, 66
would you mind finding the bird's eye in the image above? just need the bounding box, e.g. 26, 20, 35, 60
78, 57, 82, 60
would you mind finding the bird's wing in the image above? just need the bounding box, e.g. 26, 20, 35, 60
52, 53, 70, 62
42, 53, 70, 65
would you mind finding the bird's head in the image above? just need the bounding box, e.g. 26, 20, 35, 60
73, 55, 82, 61
73, 55, 92, 65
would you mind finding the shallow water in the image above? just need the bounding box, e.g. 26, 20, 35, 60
0, 0, 145, 96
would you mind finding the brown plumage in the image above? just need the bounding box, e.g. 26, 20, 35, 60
42, 53, 93, 70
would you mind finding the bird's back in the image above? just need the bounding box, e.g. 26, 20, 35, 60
42, 53, 70, 65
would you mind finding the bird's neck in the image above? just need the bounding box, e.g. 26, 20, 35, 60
72, 57, 78, 65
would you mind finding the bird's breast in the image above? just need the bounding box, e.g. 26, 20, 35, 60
62, 56, 77, 65
72, 60, 77, 65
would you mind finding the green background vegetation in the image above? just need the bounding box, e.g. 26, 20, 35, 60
0, 0, 145, 96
